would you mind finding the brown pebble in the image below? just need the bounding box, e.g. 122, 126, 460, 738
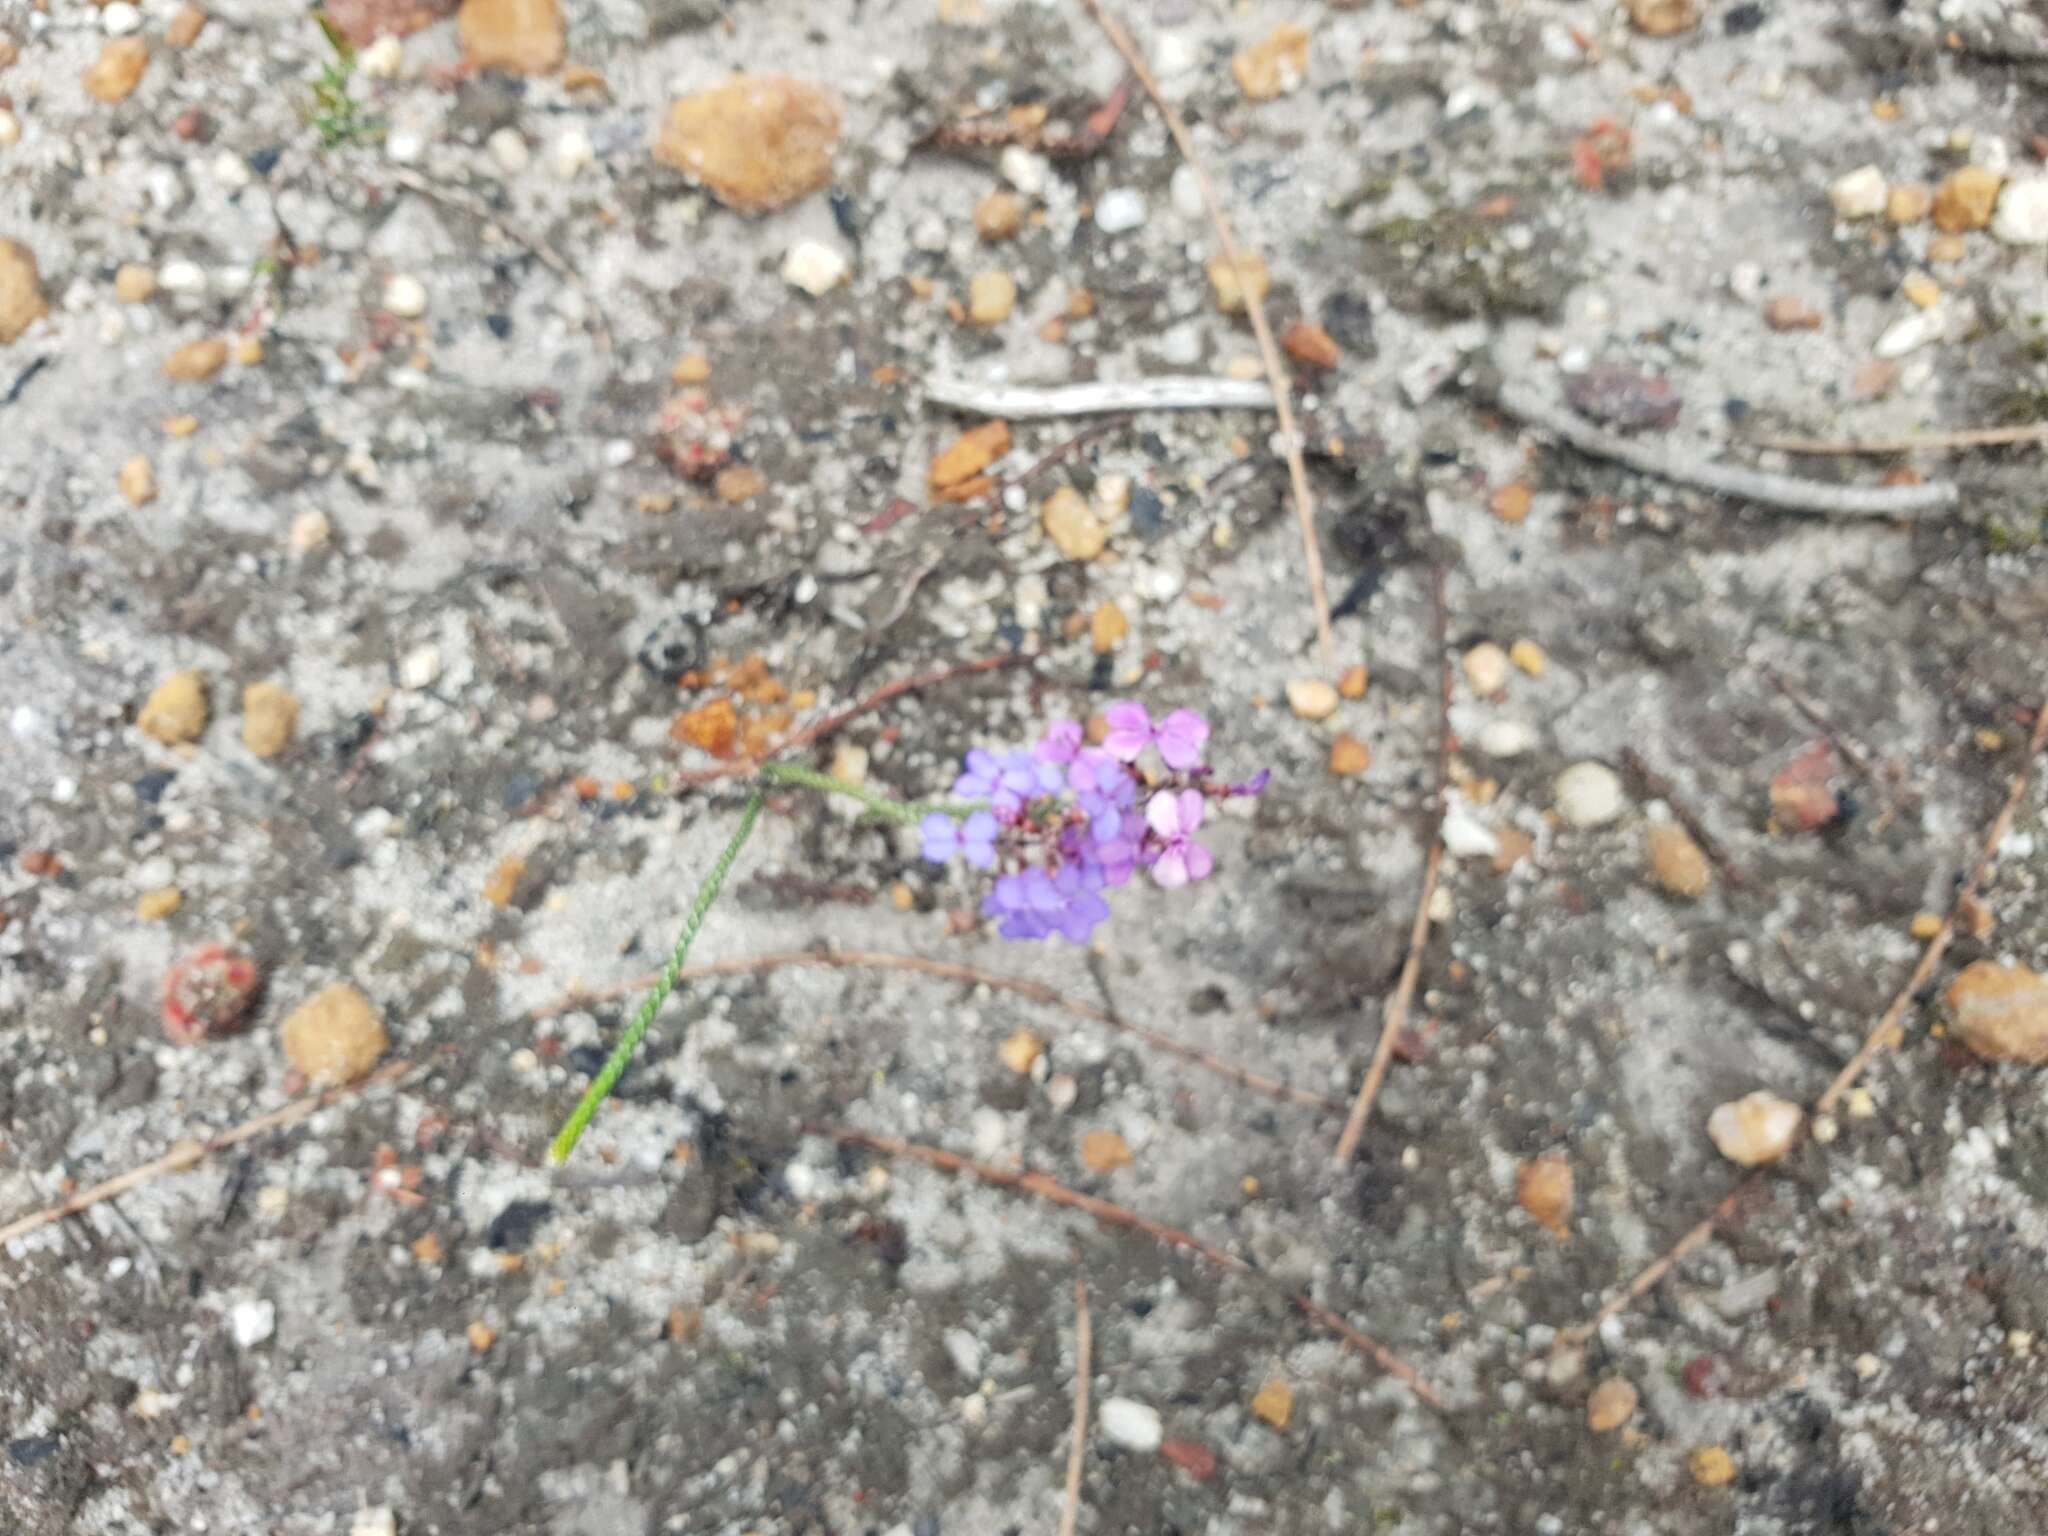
119, 456, 157, 508
137, 886, 183, 921
1042, 486, 1107, 560
928, 421, 1009, 495
1249, 1378, 1293, 1429
1329, 735, 1370, 777
167, 6, 208, 48
967, 269, 1017, 326
1586, 1377, 1638, 1433
1516, 1155, 1573, 1237
670, 352, 710, 384
1690, 1446, 1738, 1486
459, 0, 564, 76
1232, 24, 1310, 101
1078, 1128, 1130, 1173
240, 682, 298, 758
1207, 252, 1270, 314
139, 670, 209, 744
482, 856, 526, 909
1944, 960, 2048, 1064
1646, 822, 1711, 899
466, 1320, 498, 1353
652, 75, 840, 214
974, 190, 1024, 242
1337, 664, 1369, 699
279, 983, 389, 1085
0, 237, 48, 344
84, 38, 149, 104
1933, 166, 2001, 232
1886, 183, 1932, 225
164, 338, 229, 382
114, 264, 157, 304
714, 465, 766, 503
1489, 481, 1532, 523
1626, 0, 1698, 35
1280, 321, 1340, 370
1089, 601, 1128, 654
1764, 295, 1822, 331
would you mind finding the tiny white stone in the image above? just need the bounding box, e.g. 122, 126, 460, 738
1827, 164, 1887, 220
230, 1298, 275, 1349
547, 125, 595, 181
1853, 1352, 1882, 1379
0, 109, 20, 148
159, 259, 207, 296
909, 212, 949, 253
1441, 803, 1500, 861
358, 36, 403, 80
1477, 719, 1535, 758
399, 643, 442, 690
382, 274, 428, 318
1170, 164, 1203, 220
349, 1510, 398, 1536
101, 2, 142, 36
212, 151, 252, 191
1094, 188, 1148, 235
289, 509, 332, 554
943, 1328, 982, 1379
1992, 178, 2048, 245
1707, 1091, 1803, 1168
1874, 308, 1945, 358
1728, 261, 1764, 304
1098, 1397, 1163, 1452
999, 145, 1049, 196
782, 240, 849, 297
1555, 761, 1626, 828
487, 127, 530, 175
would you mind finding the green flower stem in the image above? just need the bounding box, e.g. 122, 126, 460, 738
546, 788, 767, 1165
756, 761, 977, 825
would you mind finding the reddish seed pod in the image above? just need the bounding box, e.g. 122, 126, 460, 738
162, 944, 260, 1044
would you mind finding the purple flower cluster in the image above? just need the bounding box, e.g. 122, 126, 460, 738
918, 701, 1267, 943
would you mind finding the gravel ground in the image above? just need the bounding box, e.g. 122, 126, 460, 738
6, 1, 2048, 1532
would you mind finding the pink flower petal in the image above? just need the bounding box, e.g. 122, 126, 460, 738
1146, 789, 1185, 839
1102, 700, 1152, 762
1175, 789, 1205, 832
1180, 840, 1213, 884
1154, 709, 1209, 771
1152, 847, 1190, 888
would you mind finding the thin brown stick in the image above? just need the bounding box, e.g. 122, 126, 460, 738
671, 655, 1031, 787
1619, 748, 1746, 889
1332, 554, 1452, 1164
1749, 422, 2048, 455
1557, 697, 2048, 1346
828, 1127, 1444, 1410
0, 1060, 420, 1248
1075, 0, 1334, 664
1002, 414, 1133, 495
388, 169, 614, 352
528, 948, 1338, 1113
1059, 1277, 1091, 1536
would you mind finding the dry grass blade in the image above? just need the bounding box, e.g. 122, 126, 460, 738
0, 1060, 421, 1248
1557, 697, 2048, 1347
529, 947, 1338, 1113
1749, 422, 2048, 455
1074, 0, 1334, 663
1058, 1277, 1091, 1536
829, 1126, 1445, 1410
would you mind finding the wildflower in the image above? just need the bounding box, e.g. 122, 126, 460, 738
1102, 701, 1209, 771
919, 809, 999, 869
1144, 788, 1213, 888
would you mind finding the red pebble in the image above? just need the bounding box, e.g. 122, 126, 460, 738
161, 944, 261, 1045
1682, 1354, 1728, 1399
1160, 1438, 1218, 1482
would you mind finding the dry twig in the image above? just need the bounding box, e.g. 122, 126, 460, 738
1557, 699, 2048, 1347
388, 170, 613, 352
1332, 554, 1452, 1164
529, 948, 1338, 1113
828, 1127, 1444, 1410
1074, 0, 1334, 663
925, 376, 1275, 419
671, 655, 1031, 788
1059, 1277, 1091, 1536
1496, 381, 1961, 518
1749, 422, 2048, 456
0, 1061, 421, 1248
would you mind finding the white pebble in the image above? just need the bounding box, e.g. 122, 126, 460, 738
999, 145, 1049, 196
230, 1298, 276, 1348
1707, 1091, 1803, 1167
350, 1510, 398, 1536
0, 109, 19, 148
1875, 308, 1945, 358
547, 125, 595, 181
1477, 719, 1535, 758
289, 509, 332, 553
1441, 802, 1500, 860
101, 2, 142, 36
943, 1328, 983, 1379
1992, 178, 2048, 245
1554, 761, 1626, 828
399, 643, 442, 690
212, 151, 252, 191
1462, 642, 1509, 696
1094, 187, 1148, 235
782, 240, 849, 297
382, 274, 428, 319
1827, 164, 1887, 220
1098, 1397, 1163, 1452
357, 35, 403, 80
1170, 164, 1203, 220
159, 259, 207, 296
487, 127, 530, 175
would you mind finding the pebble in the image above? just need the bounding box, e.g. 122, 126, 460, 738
1329, 735, 1370, 776
1828, 165, 1886, 219
1079, 1128, 1131, 1173
1338, 664, 1369, 699
999, 145, 1049, 196
1285, 678, 1339, 721
1992, 178, 2048, 245
167, 5, 206, 48
1441, 803, 1499, 860
162, 944, 260, 1043
163, 338, 228, 381
998, 1028, 1043, 1075
119, 456, 157, 508
1476, 719, 1534, 759
1646, 822, 1711, 898
1207, 252, 1270, 314
1233, 23, 1310, 100
382, 273, 428, 318
1874, 308, 1945, 358
350, 1509, 399, 1536
967, 269, 1016, 325
1887, 183, 1932, 224
928, 421, 1009, 496
229, 1298, 275, 1348
1250, 1379, 1292, 1430
671, 352, 711, 384
1707, 1091, 1803, 1167
102, 2, 143, 35
0, 239, 48, 343
1564, 363, 1681, 432
1042, 486, 1107, 560
1462, 642, 1509, 696
211, 150, 252, 191
1170, 164, 1203, 220
1627, 0, 1698, 33
714, 465, 765, 503
547, 124, 595, 180
289, 509, 331, 553
1099, 1397, 1163, 1452
974, 190, 1023, 242
1764, 294, 1822, 331
488, 126, 530, 174
459, 0, 564, 75
84, 38, 149, 104
1509, 639, 1545, 676
782, 240, 848, 297
1094, 188, 1147, 234
280, 983, 389, 1085
654, 75, 840, 213
1933, 166, 2001, 232
1944, 960, 2048, 1064
1089, 601, 1127, 654
0, 109, 17, 148
1516, 1156, 1572, 1237
1281, 321, 1340, 370
137, 886, 182, 921
160, 258, 207, 296
358, 35, 403, 79
1689, 1447, 1737, 1487
113, 263, 156, 303
1554, 761, 1625, 827
400, 643, 442, 689
943, 1327, 982, 1380
241, 682, 299, 759
139, 670, 208, 744
1586, 1377, 1637, 1433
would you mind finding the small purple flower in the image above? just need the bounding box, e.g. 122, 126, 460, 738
920, 810, 999, 869
1102, 700, 1153, 763
1145, 789, 1213, 889
952, 748, 1005, 801
1000, 749, 1065, 800
1049, 865, 1111, 942
985, 868, 1062, 940
1152, 708, 1209, 772
1035, 720, 1083, 765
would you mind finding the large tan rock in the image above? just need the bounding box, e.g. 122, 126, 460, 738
280, 983, 389, 1084
139, 670, 209, 744
459, 0, 563, 75
1945, 960, 2048, 1064
0, 238, 47, 343
653, 76, 840, 213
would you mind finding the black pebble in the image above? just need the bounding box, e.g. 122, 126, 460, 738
1128, 485, 1165, 539
501, 773, 542, 812
1724, 3, 1767, 34
135, 770, 176, 805
486, 1200, 554, 1252
486, 313, 512, 339
6, 1436, 60, 1469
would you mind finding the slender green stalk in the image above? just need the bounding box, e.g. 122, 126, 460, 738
756, 761, 975, 824
546, 789, 767, 1164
